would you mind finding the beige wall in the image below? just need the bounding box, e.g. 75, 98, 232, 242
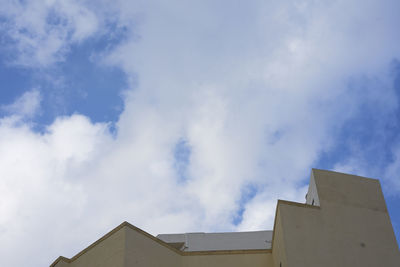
277, 169, 400, 267
52, 223, 272, 267
69, 225, 125, 267
182, 252, 272, 267
51, 169, 399, 267
124, 225, 181, 267
272, 208, 288, 267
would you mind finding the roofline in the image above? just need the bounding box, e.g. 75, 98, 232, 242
51, 199, 319, 266
270, 199, 320, 250
158, 229, 273, 236
311, 168, 380, 182
50, 221, 271, 266
182, 249, 271, 256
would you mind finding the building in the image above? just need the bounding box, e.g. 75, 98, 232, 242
50, 169, 400, 267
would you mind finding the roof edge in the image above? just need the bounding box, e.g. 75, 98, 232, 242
311, 168, 380, 182
50, 221, 129, 267
50, 256, 71, 267
50, 221, 272, 266
270, 199, 320, 250
182, 249, 272, 256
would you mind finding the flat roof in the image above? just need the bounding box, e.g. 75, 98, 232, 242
157, 230, 273, 251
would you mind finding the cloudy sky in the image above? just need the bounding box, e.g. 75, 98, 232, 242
0, 0, 400, 266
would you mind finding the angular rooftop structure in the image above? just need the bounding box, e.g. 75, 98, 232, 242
51, 169, 400, 267
157, 230, 273, 251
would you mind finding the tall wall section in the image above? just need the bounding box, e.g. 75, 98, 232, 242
275, 169, 400, 267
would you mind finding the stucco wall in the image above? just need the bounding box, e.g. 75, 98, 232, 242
182, 252, 272, 267
52, 223, 271, 267
69, 226, 125, 267
51, 170, 399, 267
277, 169, 400, 267
272, 207, 288, 267
124, 225, 181, 267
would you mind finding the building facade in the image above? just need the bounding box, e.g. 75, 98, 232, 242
51, 169, 400, 267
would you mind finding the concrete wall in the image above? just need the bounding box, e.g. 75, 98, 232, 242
305, 171, 320, 206
51, 222, 272, 267
272, 208, 288, 267
51, 170, 399, 267
124, 225, 181, 267
69, 225, 125, 267
277, 169, 400, 267
182, 252, 272, 267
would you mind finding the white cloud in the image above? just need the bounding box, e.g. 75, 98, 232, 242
0, 114, 112, 266
0, 0, 102, 67
1, 89, 42, 118
1, 0, 400, 266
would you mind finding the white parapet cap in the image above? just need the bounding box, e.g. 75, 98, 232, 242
156, 230, 273, 251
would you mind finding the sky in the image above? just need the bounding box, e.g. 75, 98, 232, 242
0, 0, 400, 266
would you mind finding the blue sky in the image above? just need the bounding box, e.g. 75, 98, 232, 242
0, 1, 400, 266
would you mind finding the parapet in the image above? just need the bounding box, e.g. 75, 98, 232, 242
309, 169, 387, 211
157, 230, 273, 251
